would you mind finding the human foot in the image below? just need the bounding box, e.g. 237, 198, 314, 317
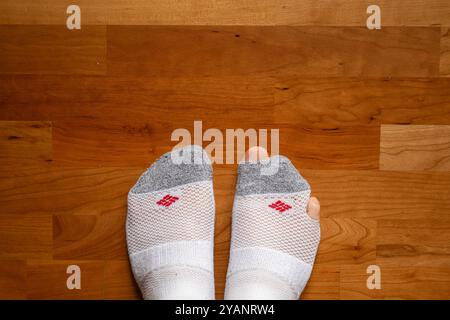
225, 148, 320, 299
126, 145, 215, 299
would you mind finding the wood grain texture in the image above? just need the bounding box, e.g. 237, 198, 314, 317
0, 0, 107, 25
441, 27, 450, 77
51, 119, 175, 167
340, 264, 450, 299
0, 214, 52, 259
0, 121, 51, 165
0, 75, 275, 126
53, 214, 127, 260
0, 3, 449, 299
108, 26, 440, 78
301, 265, 340, 300
0, 165, 140, 216
2, 76, 450, 127
316, 218, 376, 266
377, 219, 450, 267
272, 78, 450, 128
280, 126, 379, 170
104, 261, 141, 299
212, 166, 234, 299
0, 261, 27, 299
27, 260, 105, 299
50, 119, 380, 169
1, 1, 450, 26
0, 26, 106, 75
380, 125, 450, 171
302, 169, 450, 219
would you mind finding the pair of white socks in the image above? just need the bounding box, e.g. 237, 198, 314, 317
126, 145, 320, 300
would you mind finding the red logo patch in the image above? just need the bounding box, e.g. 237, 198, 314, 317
156, 194, 179, 207
269, 200, 292, 213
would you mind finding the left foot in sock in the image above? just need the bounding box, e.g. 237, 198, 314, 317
126, 145, 215, 300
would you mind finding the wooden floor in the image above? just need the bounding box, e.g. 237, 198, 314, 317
1, 1, 450, 299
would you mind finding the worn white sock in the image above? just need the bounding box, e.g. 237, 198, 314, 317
126, 145, 215, 300
225, 156, 320, 300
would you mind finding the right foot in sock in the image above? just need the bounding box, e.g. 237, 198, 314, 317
126, 145, 215, 300
225, 148, 321, 300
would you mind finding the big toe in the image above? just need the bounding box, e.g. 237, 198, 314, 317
307, 197, 320, 220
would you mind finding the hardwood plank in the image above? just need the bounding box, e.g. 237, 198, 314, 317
105, 0, 450, 27
272, 78, 450, 128
377, 219, 450, 267
1, 1, 449, 26
0, 165, 140, 216
316, 218, 376, 265
301, 169, 450, 219
52, 119, 176, 167
3, 76, 450, 126
107, 26, 439, 78
51, 119, 379, 169
0, 260, 27, 299
0, 25, 106, 75
340, 264, 450, 299
302, 265, 340, 300
280, 125, 379, 170
0, 75, 275, 130
53, 214, 127, 260
104, 261, 140, 300
3, 76, 450, 127
0, 214, 52, 259
212, 165, 235, 299
0, 75, 274, 117
26, 260, 105, 299
0, 121, 52, 165
0, 1, 106, 25
380, 125, 450, 171
441, 27, 450, 77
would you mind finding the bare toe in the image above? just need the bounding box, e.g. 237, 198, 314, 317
244, 146, 269, 162
307, 197, 320, 220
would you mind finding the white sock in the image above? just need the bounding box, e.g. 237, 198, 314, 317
126, 145, 215, 300
225, 156, 320, 300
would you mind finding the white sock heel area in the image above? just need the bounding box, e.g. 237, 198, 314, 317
225, 270, 296, 300
224, 247, 312, 300
140, 266, 215, 300
130, 240, 214, 300
130, 240, 214, 276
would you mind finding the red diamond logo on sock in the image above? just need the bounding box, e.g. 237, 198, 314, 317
269, 200, 292, 213
156, 194, 179, 207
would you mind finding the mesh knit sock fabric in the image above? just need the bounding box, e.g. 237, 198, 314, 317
126, 145, 215, 300
224, 156, 320, 300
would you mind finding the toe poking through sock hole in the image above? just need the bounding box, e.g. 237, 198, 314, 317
243, 146, 269, 163
307, 197, 320, 221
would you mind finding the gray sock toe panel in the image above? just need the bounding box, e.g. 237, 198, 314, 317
236, 156, 309, 196
131, 145, 212, 194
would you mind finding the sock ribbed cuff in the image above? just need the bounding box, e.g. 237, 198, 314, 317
130, 240, 215, 300
225, 247, 312, 299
